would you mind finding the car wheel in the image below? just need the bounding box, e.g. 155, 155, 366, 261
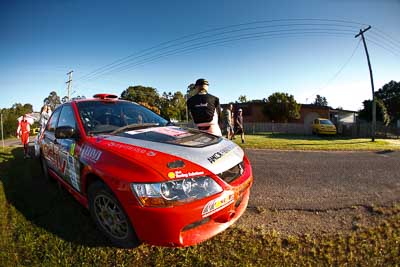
88, 181, 140, 248
40, 155, 50, 180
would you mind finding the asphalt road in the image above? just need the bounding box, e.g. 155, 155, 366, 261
247, 149, 400, 211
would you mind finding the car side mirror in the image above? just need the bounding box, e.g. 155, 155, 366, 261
55, 126, 77, 139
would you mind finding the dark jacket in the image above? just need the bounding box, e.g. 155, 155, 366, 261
187, 93, 221, 124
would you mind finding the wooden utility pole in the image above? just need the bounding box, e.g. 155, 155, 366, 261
355, 26, 376, 142
66, 70, 73, 101
1, 113, 4, 151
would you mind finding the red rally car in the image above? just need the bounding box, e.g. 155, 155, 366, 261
37, 94, 253, 247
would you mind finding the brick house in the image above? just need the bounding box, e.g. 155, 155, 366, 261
222, 102, 357, 127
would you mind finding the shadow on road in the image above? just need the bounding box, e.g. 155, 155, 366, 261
0, 146, 109, 247
375, 149, 394, 155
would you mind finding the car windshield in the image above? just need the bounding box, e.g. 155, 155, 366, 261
320, 120, 333, 125
77, 100, 168, 135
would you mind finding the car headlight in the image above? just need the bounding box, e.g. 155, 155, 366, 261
131, 176, 223, 207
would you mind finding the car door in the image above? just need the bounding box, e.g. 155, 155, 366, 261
42, 106, 62, 175
54, 104, 83, 192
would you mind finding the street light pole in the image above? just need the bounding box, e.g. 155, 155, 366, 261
355, 26, 376, 142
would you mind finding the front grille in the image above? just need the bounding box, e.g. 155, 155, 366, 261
218, 161, 244, 184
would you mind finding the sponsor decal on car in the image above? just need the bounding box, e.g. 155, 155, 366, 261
67, 154, 80, 191
167, 170, 205, 179
107, 142, 158, 157
151, 127, 193, 138
81, 145, 102, 163
126, 126, 193, 139
69, 143, 76, 156
207, 143, 237, 164
202, 192, 234, 217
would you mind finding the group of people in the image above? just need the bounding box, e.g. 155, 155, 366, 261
16, 104, 52, 159
222, 103, 245, 143
187, 78, 245, 143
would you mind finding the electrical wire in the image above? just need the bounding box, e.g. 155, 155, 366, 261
76, 27, 358, 85
75, 18, 367, 83
106, 30, 355, 76
306, 38, 362, 101
76, 32, 354, 89
366, 37, 400, 58
77, 23, 359, 83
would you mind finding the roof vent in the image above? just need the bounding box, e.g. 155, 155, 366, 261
93, 94, 118, 100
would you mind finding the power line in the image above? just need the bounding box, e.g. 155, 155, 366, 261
307, 38, 361, 101
76, 28, 357, 85
109, 31, 354, 75
366, 37, 400, 58
77, 23, 359, 83
373, 27, 400, 47
370, 30, 400, 52
75, 18, 366, 82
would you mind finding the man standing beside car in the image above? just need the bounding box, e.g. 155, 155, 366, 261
187, 78, 222, 136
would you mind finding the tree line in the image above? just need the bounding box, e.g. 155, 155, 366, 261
1, 80, 399, 137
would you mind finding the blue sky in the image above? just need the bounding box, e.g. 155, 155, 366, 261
1, 0, 399, 112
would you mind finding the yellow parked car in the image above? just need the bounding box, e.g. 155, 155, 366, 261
31, 127, 40, 135
312, 118, 337, 135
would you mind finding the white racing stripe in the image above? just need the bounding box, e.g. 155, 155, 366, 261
105, 132, 244, 174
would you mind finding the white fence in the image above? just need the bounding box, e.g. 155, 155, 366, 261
177, 122, 311, 135
243, 122, 311, 135
177, 121, 400, 138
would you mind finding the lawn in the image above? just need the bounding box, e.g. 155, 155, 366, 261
0, 146, 399, 266
234, 133, 400, 151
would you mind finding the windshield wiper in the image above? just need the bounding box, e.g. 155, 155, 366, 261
110, 123, 160, 135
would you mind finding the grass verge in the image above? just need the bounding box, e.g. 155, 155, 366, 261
0, 147, 399, 266
233, 133, 400, 151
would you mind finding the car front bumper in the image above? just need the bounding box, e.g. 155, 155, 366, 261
123, 170, 253, 247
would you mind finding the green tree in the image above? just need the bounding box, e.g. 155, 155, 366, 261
238, 95, 248, 103
121, 85, 161, 114
313, 94, 328, 106
171, 91, 186, 121
159, 91, 186, 121
263, 92, 301, 122
186, 83, 197, 98
358, 99, 390, 125
121, 86, 160, 105
43, 91, 61, 111
1, 103, 33, 137
375, 80, 400, 123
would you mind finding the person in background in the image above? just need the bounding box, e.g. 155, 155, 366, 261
40, 105, 52, 132
17, 114, 31, 159
222, 104, 234, 139
187, 78, 222, 136
235, 108, 245, 143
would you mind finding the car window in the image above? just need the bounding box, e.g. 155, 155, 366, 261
314, 119, 319, 124
320, 120, 333, 125
47, 107, 61, 132
76, 101, 168, 134
58, 105, 77, 129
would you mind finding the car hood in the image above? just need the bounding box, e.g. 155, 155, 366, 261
99, 126, 244, 175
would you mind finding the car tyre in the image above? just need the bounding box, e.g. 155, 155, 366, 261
40, 155, 50, 180
88, 181, 140, 248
